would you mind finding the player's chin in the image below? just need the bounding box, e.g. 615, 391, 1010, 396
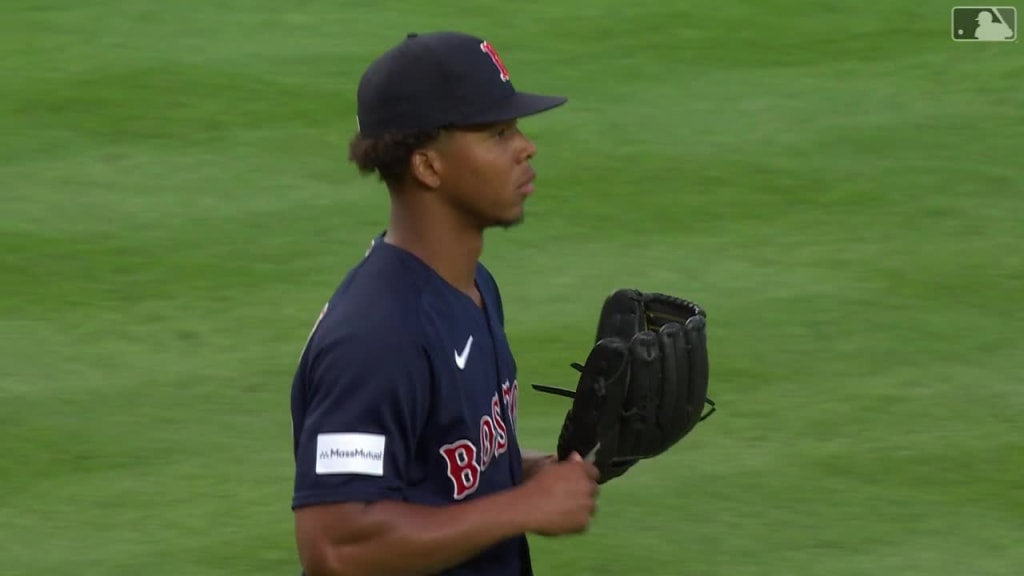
483, 191, 529, 228
492, 205, 526, 229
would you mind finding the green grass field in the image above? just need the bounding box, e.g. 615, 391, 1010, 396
2, 1, 1022, 574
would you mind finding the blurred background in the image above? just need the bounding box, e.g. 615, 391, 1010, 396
1, 1, 1021, 574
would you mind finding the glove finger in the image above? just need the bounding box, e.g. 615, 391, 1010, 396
557, 337, 630, 468
595, 289, 646, 342
624, 330, 660, 459
683, 314, 710, 434
656, 321, 688, 442
599, 457, 638, 485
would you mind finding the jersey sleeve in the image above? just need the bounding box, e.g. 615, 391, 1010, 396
291, 329, 430, 509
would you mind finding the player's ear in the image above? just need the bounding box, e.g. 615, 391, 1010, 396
409, 147, 443, 190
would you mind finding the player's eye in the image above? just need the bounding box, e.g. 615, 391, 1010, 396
494, 121, 518, 139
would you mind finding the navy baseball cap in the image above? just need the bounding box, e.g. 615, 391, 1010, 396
355, 31, 568, 138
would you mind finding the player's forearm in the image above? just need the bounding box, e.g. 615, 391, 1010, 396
521, 448, 556, 481
306, 491, 532, 576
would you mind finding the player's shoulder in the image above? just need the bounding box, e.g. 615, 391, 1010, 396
303, 237, 438, 357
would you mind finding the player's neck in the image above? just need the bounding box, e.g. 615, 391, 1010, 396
385, 202, 483, 301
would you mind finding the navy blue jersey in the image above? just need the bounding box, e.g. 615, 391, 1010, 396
290, 235, 531, 576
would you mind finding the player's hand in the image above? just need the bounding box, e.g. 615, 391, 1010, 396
518, 451, 600, 536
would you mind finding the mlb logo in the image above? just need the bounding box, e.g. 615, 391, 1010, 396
951, 6, 1017, 41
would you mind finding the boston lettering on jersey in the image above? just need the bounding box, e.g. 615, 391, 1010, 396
440, 379, 519, 500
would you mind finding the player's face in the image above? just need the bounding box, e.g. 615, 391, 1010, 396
439, 120, 538, 229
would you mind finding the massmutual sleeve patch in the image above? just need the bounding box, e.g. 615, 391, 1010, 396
315, 432, 386, 476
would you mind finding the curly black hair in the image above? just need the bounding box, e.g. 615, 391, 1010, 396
348, 128, 442, 187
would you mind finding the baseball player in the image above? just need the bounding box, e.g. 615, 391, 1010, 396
289, 31, 600, 576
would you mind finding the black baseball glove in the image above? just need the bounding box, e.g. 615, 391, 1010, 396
532, 289, 716, 483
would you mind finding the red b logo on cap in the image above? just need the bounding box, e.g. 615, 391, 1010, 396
480, 41, 510, 82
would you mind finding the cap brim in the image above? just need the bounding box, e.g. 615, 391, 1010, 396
461, 92, 568, 126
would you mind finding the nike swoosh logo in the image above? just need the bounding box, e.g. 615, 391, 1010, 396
455, 335, 473, 370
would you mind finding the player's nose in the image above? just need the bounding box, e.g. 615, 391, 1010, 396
519, 133, 537, 161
